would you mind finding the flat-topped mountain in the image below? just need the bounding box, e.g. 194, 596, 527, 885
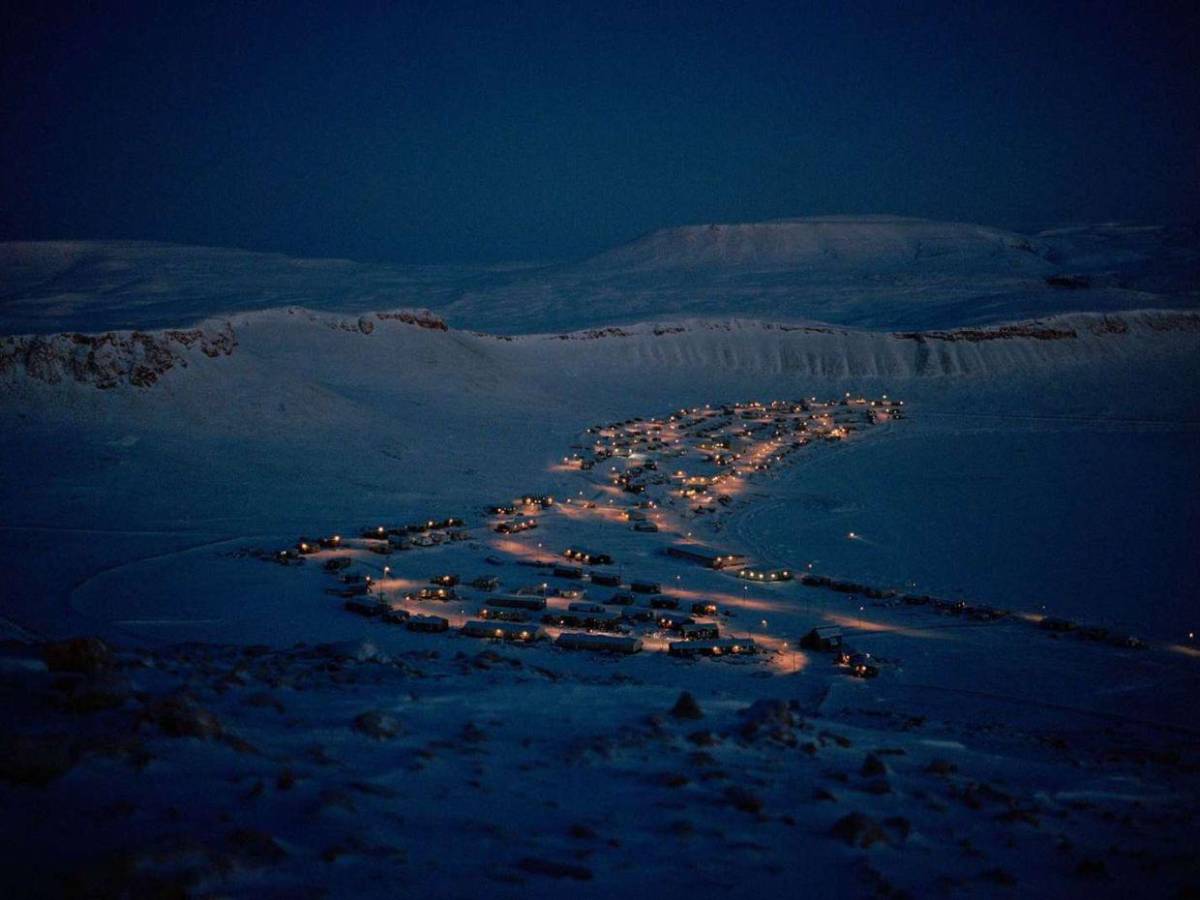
1, 218, 1195, 335
572, 216, 1048, 273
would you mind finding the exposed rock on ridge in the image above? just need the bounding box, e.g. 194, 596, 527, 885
0, 323, 237, 388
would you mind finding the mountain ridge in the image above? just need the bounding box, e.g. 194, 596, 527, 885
2, 217, 1196, 336
571, 215, 1049, 273
3, 305, 1196, 390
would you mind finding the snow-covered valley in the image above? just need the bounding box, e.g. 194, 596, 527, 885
1, 220, 1198, 897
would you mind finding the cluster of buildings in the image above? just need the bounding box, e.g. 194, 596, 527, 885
329, 555, 757, 657
567, 396, 898, 518
258, 393, 909, 671
275, 515, 471, 564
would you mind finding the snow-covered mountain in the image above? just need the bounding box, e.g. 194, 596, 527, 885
0, 240, 495, 335
1039, 221, 1200, 290
2, 221, 1199, 898
442, 216, 1199, 333
2, 217, 1195, 335
2, 302, 1197, 634
571, 216, 1049, 273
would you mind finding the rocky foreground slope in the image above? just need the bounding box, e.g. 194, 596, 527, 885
3, 629, 1196, 899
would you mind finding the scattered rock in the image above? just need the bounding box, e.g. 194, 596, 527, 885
321, 835, 407, 865
59, 674, 131, 713
1074, 859, 1108, 880
517, 857, 593, 880
997, 807, 1040, 827
861, 753, 888, 777
925, 758, 958, 776
0, 732, 76, 786
84, 731, 152, 769
305, 743, 339, 766
738, 699, 798, 743
353, 710, 402, 740
228, 828, 288, 866
461, 721, 487, 743
884, 816, 912, 842
978, 867, 1017, 886
862, 777, 892, 795
316, 640, 385, 663
222, 734, 259, 755
322, 844, 347, 864
724, 785, 764, 814
316, 788, 358, 814
61, 837, 220, 898
956, 781, 1014, 811
656, 771, 690, 789
819, 730, 852, 748
670, 691, 703, 720
830, 812, 888, 848
667, 819, 695, 837
43, 637, 112, 675
242, 779, 265, 800
349, 780, 400, 798
474, 650, 522, 670
243, 691, 286, 713
145, 694, 224, 739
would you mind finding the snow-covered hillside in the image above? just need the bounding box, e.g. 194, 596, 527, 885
2, 306, 1196, 389
573, 216, 1049, 272
1, 224, 1198, 898
2, 217, 1195, 335
442, 217, 1198, 333
1, 305, 1197, 641
0, 241, 495, 335
1039, 222, 1200, 292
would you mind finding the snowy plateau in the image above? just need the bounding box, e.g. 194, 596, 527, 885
0, 216, 1198, 898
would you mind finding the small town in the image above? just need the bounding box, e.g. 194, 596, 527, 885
5, 6, 1198, 895
260, 396, 900, 667
255, 394, 1141, 677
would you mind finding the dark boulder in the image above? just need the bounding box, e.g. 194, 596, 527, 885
43, 637, 112, 675
670, 691, 703, 720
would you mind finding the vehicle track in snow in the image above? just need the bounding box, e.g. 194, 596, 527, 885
63, 534, 276, 645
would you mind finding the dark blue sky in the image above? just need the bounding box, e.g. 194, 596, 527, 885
3, 1, 1197, 263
